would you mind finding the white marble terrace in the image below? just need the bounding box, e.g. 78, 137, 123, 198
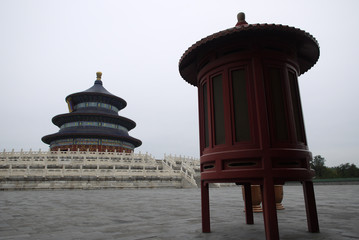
0, 149, 200, 189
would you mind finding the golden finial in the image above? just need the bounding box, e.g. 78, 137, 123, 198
96, 72, 102, 81
235, 12, 248, 27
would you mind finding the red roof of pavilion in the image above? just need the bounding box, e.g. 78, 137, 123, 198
179, 14, 320, 86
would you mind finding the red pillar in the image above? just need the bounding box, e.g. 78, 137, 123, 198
303, 181, 320, 233
243, 183, 254, 224
201, 181, 211, 233
261, 179, 279, 240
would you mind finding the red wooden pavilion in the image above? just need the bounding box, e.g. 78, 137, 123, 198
179, 12, 320, 240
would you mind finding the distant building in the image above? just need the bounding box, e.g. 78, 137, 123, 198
42, 72, 142, 153
1, 72, 199, 190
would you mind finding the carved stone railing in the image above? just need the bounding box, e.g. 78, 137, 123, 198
0, 149, 200, 188
163, 154, 200, 186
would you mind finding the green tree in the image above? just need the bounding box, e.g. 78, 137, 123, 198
310, 155, 327, 178
321, 167, 338, 178
335, 163, 359, 178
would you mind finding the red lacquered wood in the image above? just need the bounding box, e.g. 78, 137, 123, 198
179, 13, 320, 240
243, 183, 254, 224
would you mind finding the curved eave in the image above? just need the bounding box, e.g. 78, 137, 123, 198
179, 24, 320, 86
52, 113, 137, 130
66, 92, 127, 111
41, 132, 142, 148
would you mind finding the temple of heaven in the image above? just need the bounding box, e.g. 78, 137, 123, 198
42, 72, 142, 153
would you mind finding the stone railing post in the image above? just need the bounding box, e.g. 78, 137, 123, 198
9, 163, 12, 176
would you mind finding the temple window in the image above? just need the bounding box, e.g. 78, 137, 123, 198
212, 74, 225, 145
231, 69, 250, 142
288, 70, 306, 144
266, 67, 288, 142
60, 121, 128, 132
73, 102, 119, 112
202, 83, 209, 148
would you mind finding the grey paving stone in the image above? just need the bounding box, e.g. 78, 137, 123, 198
0, 185, 358, 239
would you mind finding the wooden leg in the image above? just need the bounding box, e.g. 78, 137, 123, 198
243, 183, 254, 224
261, 179, 280, 240
303, 181, 320, 233
201, 181, 210, 233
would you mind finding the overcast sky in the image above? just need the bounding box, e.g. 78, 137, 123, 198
1, 0, 358, 167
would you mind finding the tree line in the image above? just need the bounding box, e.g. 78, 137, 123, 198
310, 155, 359, 179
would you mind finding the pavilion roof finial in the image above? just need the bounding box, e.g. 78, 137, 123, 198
96, 72, 102, 81
235, 12, 248, 27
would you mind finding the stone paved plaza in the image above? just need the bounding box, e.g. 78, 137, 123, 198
0, 184, 358, 240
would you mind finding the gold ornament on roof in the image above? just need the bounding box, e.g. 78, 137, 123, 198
96, 72, 102, 81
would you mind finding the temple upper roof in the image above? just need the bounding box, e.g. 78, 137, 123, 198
66, 72, 127, 112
